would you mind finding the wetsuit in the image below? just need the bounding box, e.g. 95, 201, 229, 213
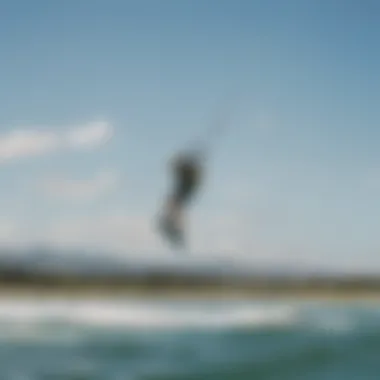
159, 154, 202, 247
172, 156, 201, 205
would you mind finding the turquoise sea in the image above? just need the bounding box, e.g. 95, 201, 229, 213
0, 296, 379, 379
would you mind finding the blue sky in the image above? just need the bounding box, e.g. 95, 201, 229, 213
0, 0, 379, 272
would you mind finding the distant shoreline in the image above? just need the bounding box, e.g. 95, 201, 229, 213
0, 284, 379, 301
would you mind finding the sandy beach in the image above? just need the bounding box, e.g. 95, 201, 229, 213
0, 283, 379, 302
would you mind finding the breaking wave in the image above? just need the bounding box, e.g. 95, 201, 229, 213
0, 297, 296, 337
0, 297, 377, 342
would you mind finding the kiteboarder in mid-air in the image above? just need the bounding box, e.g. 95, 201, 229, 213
158, 150, 204, 248
156, 94, 238, 249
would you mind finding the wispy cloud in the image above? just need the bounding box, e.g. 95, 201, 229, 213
0, 130, 60, 162
65, 121, 113, 150
0, 120, 113, 163
40, 169, 120, 202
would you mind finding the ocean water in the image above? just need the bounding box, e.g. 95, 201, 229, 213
0, 296, 379, 379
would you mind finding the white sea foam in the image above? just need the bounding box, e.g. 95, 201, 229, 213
0, 297, 298, 334
0, 296, 374, 344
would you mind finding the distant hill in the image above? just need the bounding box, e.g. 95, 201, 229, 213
0, 247, 378, 292
0, 246, 371, 279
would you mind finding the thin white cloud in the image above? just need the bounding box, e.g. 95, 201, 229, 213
65, 120, 113, 149
41, 169, 120, 202
0, 129, 60, 162
0, 120, 113, 163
